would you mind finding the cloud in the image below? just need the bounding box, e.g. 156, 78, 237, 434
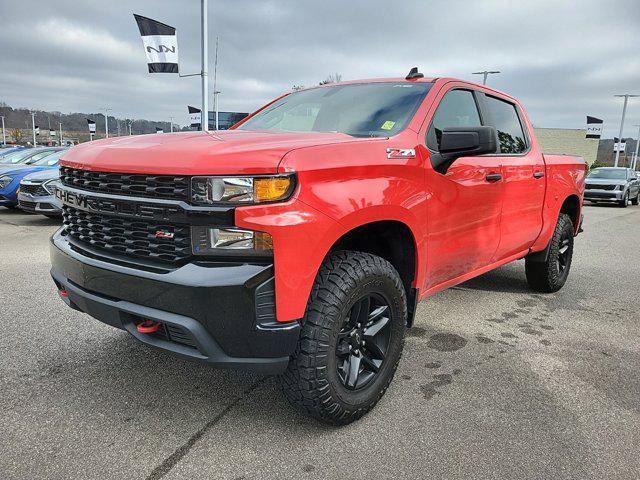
1, 0, 639, 136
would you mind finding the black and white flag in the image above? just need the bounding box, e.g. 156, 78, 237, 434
134, 14, 179, 73
188, 106, 202, 127
87, 119, 96, 134
156, 127, 164, 134
35, 126, 40, 136
586, 116, 603, 139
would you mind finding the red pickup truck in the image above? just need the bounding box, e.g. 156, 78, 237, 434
51, 70, 585, 425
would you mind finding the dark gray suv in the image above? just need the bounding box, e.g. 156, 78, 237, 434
585, 167, 639, 207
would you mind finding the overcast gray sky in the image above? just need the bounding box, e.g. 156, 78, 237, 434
2, 0, 639, 137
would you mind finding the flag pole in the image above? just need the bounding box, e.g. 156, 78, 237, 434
213, 36, 219, 130
201, 0, 209, 132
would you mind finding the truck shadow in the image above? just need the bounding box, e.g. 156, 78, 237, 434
453, 264, 530, 294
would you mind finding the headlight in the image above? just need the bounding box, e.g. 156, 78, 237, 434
191, 226, 273, 256
43, 178, 62, 195
191, 175, 295, 205
0, 175, 13, 189
615, 184, 623, 191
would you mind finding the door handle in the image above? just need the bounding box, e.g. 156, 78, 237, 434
485, 173, 502, 182
533, 171, 545, 179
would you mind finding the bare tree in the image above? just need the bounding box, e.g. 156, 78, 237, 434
319, 73, 342, 85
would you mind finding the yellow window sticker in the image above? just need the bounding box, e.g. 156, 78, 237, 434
381, 121, 396, 130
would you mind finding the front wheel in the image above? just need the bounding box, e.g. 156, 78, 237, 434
619, 191, 629, 208
631, 192, 639, 206
280, 251, 407, 425
525, 213, 574, 293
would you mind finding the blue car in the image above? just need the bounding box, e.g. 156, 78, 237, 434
0, 150, 67, 209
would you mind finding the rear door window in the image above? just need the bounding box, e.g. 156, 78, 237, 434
485, 96, 528, 154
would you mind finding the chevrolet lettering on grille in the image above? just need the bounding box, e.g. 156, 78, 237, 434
55, 187, 181, 221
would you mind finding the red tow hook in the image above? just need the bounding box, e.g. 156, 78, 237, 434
59, 289, 69, 298
137, 320, 161, 334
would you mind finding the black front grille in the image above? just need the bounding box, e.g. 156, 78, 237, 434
60, 167, 190, 201
20, 183, 49, 196
62, 205, 191, 264
586, 184, 616, 191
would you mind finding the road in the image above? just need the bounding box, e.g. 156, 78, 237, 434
0, 205, 638, 480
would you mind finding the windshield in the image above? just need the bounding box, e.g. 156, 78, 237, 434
588, 168, 627, 180
0, 149, 35, 164
238, 82, 432, 137
32, 150, 65, 166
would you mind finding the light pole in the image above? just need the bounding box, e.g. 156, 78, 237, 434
128, 120, 132, 136
1, 115, 6, 146
472, 70, 500, 85
31, 112, 37, 146
101, 107, 112, 138
169, 116, 174, 133
613, 94, 638, 167
59, 122, 63, 146
200, 0, 209, 132
632, 124, 640, 171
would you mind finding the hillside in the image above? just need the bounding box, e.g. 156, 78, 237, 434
0, 102, 183, 143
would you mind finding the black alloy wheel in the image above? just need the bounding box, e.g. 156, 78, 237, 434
557, 237, 571, 275
335, 294, 392, 390
280, 250, 407, 425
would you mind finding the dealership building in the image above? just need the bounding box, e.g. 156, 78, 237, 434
533, 128, 599, 166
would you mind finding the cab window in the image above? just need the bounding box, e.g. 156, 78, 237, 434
427, 89, 482, 151
485, 96, 528, 154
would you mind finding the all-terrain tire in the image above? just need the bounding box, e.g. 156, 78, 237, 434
280, 250, 407, 425
525, 213, 574, 293
631, 192, 639, 206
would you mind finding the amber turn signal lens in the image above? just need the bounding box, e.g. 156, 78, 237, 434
254, 177, 292, 202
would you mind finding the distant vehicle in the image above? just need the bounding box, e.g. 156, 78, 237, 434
0, 149, 67, 209
0, 147, 62, 166
18, 163, 64, 218
585, 167, 639, 207
0, 147, 27, 157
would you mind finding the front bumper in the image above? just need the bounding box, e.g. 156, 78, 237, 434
18, 192, 62, 215
584, 189, 623, 202
50, 229, 300, 373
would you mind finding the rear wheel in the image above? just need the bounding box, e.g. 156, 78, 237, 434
280, 251, 407, 425
525, 213, 574, 293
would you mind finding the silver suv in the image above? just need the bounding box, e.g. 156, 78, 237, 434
585, 167, 639, 207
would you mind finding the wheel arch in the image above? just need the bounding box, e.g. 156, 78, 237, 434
559, 194, 581, 232
327, 218, 421, 326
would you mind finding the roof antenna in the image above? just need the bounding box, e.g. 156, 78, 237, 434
406, 67, 424, 80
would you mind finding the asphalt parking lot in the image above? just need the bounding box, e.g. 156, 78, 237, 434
1, 205, 639, 480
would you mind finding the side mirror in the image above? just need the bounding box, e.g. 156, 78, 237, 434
439, 126, 497, 159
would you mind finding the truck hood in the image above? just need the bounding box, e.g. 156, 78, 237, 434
60, 130, 367, 175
